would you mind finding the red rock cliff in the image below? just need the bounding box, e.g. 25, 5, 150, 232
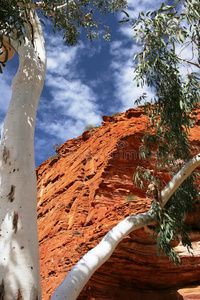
37, 107, 200, 300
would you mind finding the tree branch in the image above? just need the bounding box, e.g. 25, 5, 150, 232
51, 209, 156, 300
34, 0, 72, 11
178, 56, 200, 69
51, 153, 200, 300
34, 0, 73, 18
161, 153, 200, 207
56, 1, 71, 11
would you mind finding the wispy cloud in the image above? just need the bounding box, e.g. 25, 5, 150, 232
45, 34, 84, 76
107, 1, 165, 112
0, 74, 12, 113
108, 35, 154, 112
35, 30, 103, 165
38, 75, 102, 133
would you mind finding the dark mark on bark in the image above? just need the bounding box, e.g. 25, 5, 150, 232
0, 279, 4, 300
3, 146, 9, 164
13, 212, 18, 233
17, 288, 23, 299
7, 185, 15, 202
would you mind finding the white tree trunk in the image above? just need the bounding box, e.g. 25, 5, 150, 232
0, 7, 46, 299
51, 153, 200, 300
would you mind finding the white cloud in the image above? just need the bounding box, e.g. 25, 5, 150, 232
45, 34, 84, 76
36, 31, 102, 146
42, 119, 85, 141
45, 75, 102, 123
34, 118, 90, 164
109, 39, 154, 112
111, 61, 154, 111
0, 73, 12, 113
108, 0, 165, 112
127, 0, 163, 16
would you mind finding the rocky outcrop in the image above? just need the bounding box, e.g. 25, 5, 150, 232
37, 106, 200, 300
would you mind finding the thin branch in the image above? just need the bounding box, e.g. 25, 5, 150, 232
34, 0, 72, 11
34, 0, 73, 18
34, 1, 44, 8
178, 56, 200, 69
56, 1, 72, 11
73, 0, 86, 17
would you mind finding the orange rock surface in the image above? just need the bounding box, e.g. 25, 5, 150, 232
37, 107, 200, 300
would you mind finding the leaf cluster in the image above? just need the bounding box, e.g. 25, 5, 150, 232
133, 0, 200, 263
133, 0, 200, 171
154, 174, 199, 264
0, 1, 25, 36
0, 1, 127, 48
38, 0, 127, 45
134, 167, 155, 189
0, 1, 29, 72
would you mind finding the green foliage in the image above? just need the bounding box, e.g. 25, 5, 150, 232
52, 143, 62, 152
0, 0, 27, 67
38, 0, 127, 45
84, 123, 95, 131
72, 230, 81, 235
134, 167, 155, 189
0, 0, 127, 47
134, 169, 199, 265
133, 0, 200, 263
153, 174, 198, 264
125, 194, 138, 202
0, 1, 25, 37
0, 1, 127, 71
50, 154, 57, 161
83, 123, 100, 131
111, 111, 120, 116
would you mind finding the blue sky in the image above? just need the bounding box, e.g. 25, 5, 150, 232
0, 0, 196, 167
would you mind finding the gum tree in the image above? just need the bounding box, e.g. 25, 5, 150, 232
51, 0, 200, 299
0, 0, 127, 299
0, 0, 200, 299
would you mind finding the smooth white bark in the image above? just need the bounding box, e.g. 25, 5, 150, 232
51, 153, 200, 300
0, 6, 46, 299
161, 153, 200, 207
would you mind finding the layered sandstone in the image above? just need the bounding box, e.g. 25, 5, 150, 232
37, 107, 200, 300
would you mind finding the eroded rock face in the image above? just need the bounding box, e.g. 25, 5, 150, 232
37, 107, 200, 300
